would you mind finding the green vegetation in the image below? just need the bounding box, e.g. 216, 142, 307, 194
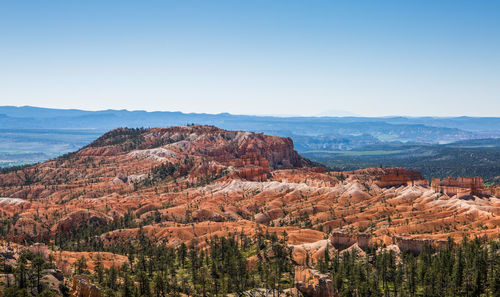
87, 127, 185, 152
87, 128, 148, 151
304, 140, 500, 184
3, 233, 500, 297
3, 232, 295, 297
1, 249, 67, 297
303, 149, 411, 156
319, 237, 500, 297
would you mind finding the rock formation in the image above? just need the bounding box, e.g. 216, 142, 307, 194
329, 232, 372, 250
393, 235, 449, 254
374, 168, 428, 188
431, 176, 487, 197
295, 267, 336, 297
70, 275, 102, 297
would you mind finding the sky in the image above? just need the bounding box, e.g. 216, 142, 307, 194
0, 0, 499, 117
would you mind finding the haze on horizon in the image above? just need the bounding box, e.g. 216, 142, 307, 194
1, 0, 499, 117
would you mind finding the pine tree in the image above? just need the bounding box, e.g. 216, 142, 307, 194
153, 273, 165, 297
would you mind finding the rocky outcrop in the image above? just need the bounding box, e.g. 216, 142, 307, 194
431, 177, 486, 197
374, 168, 427, 188
289, 239, 335, 266
121, 125, 308, 171
329, 232, 372, 250
295, 267, 336, 297
393, 236, 448, 254
329, 233, 449, 255
233, 166, 269, 181
70, 275, 101, 297
29, 243, 50, 259
0, 198, 30, 216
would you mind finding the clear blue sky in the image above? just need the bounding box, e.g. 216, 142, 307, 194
1, 0, 499, 116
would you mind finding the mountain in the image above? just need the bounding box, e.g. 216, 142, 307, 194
0, 125, 310, 196
0, 125, 499, 296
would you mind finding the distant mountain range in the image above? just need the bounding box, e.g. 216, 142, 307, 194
2, 106, 500, 140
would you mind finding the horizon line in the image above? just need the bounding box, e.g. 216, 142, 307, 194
1, 105, 498, 119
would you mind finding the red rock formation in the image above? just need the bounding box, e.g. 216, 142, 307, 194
290, 239, 335, 266
329, 232, 372, 250
374, 168, 428, 188
54, 251, 128, 274
0, 125, 309, 199
431, 176, 486, 197
393, 235, 449, 254
295, 267, 336, 297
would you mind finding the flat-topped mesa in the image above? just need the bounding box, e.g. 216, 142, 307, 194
82, 125, 307, 169
373, 168, 428, 188
431, 176, 487, 198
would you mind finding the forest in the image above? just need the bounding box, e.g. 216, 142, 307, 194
304, 139, 500, 184
2, 231, 500, 297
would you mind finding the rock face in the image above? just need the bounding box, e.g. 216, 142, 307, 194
54, 251, 129, 275
374, 168, 427, 188
328, 232, 450, 254
295, 267, 336, 297
329, 232, 372, 250
113, 125, 307, 171
289, 239, 335, 266
70, 275, 101, 297
393, 236, 448, 254
40, 269, 65, 295
431, 177, 486, 197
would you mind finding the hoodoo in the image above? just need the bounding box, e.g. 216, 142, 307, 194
431, 176, 489, 197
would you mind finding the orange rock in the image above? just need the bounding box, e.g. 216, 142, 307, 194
295, 266, 336, 297
374, 168, 427, 188
431, 176, 487, 197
